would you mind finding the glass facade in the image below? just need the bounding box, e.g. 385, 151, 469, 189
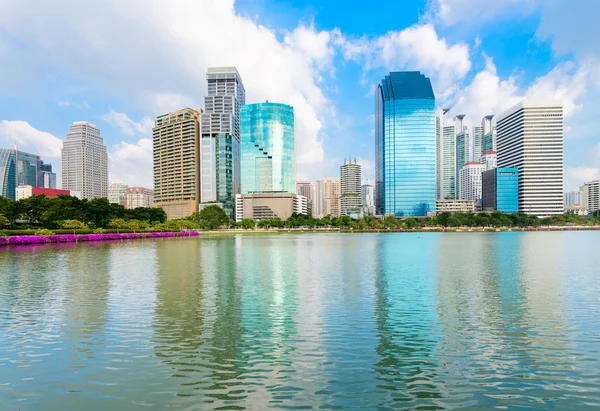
200, 133, 235, 217
0, 148, 43, 200
240, 102, 295, 194
375, 71, 436, 217
442, 125, 456, 199
0, 149, 16, 200
483, 130, 495, 154
473, 126, 483, 160
482, 167, 518, 213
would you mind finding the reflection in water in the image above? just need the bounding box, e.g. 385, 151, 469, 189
2, 233, 600, 410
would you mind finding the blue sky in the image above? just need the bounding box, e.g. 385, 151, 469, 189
0, 0, 598, 191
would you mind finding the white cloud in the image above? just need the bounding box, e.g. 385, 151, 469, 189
425, 0, 538, 27
102, 110, 153, 136
57, 100, 91, 109
0, 120, 62, 159
565, 166, 600, 191
109, 138, 153, 187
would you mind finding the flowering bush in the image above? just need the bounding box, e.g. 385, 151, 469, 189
47, 234, 79, 243
0, 231, 201, 247
0, 236, 8, 246
8, 235, 48, 245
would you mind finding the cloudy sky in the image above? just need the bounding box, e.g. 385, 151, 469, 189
0, 0, 598, 191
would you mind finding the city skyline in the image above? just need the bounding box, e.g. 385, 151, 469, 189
0, 1, 597, 192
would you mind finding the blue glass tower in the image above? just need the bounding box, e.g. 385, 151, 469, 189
375, 71, 436, 217
482, 168, 519, 213
0, 149, 16, 200
240, 102, 295, 194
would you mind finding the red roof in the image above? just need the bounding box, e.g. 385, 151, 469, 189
32, 187, 70, 198
464, 162, 482, 166
482, 151, 497, 155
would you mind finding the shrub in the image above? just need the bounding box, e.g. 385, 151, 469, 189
93, 228, 106, 234
34, 229, 54, 236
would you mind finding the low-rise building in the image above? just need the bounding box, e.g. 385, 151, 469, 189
125, 187, 154, 209
16, 185, 70, 200
435, 199, 476, 213
235, 193, 307, 222
565, 205, 588, 216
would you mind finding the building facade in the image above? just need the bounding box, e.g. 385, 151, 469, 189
482, 168, 519, 213
435, 108, 456, 200
108, 180, 128, 205
455, 115, 469, 199
459, 162, 486, 202
235, 193, 307, 222
296, 181, 313, 201
1, 147, 57, 200
482, 115, 496, 153
564, 190, 582, 207
473, 126, 483, 161
497, 101, 563, 217
583, 180, 599, 214
480, 151, 497, 171
39, 162, 56, 189
436, 199, 476, 213
314, 177, 340, 218
62, 121, 108, 200
361, 184, 375, 216
16, 186, 70, 200
200, 67, 245, 218
240, 102, 295, 195
375, 71, 436, 216
125, 187, 154, 209
0, 148, 17, 200
153, 108, 201, 220
340, 158, 362, 217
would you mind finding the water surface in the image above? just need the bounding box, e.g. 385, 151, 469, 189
1, 232, 599, 410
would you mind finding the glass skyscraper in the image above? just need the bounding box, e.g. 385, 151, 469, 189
0, 149, 17, 200
375, 71, 436, 217
0, 147, 45, 200
240, 102, 295, 194
482, 167, 519, 213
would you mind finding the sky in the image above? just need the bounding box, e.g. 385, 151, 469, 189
0, 0, 598, 192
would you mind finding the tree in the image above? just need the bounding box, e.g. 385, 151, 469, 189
404, 218, 419, 229
271, 217, 284, 228
436, 212, 451, 227
127, 219, 142, 232
40, 195, 86, 228
108, 218, 128, 233
240, 218, 256, 230
258, 219, 271, 228
0, 214, 8, 228
190, 205, 228, 230
18, 195, 50, 225
86, 197, 116, 228
0, 196, 17, 224
61, 219, 87, 234
383, 215, 397, 229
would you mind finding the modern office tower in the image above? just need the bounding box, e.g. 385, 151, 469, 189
235, 193, 307, 222
436, 108, 456, 200
482, 168, 519, 213
582, 180, 600, 213
473, 126, 483, 160
153, 108, 201, 220
455, 115, 470, 198
240, 102, 295, 195
482, 115, 496, 153
108, 180, 128, 205
62, 121, 108, 200
480, 151, 497, 171
0, 148, 16, 200
200, 67, 245, 218
375, 71, 436, 216
564, 190, 582, 207
459, 162, 485, 202
497, 101, 564, 217
125, 187, 154, 209
314, 177, 340, 218
39, 162, 56, 189
361, 183, 375, 216
340, 157, 362, 217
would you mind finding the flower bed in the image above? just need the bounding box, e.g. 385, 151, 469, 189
0, 231, 200, 247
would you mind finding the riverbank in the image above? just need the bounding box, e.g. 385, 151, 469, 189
0, 231, 199, 246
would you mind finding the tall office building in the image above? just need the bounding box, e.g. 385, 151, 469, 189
582, 180, 599, 213
482, 168, 519, 213
564, 190, 582, 207
480, 152, 497, 171
459, 162, 486, 202
340, 157, 362, 217
0, 148, 16, 200
240, 102, 295, 194
39, 162, 56, 189
497, 101, 563, 217
375, 71, 436, 216
296, 181, 313, 202
455, 115, 469, 198
436, 108, 456, 200
200, 67, 245, 218
473, 126, 483, 160
153, 108, 201, 220
315, 177, 340, 218
62, 122, 108, 200
361, 183, 375, 216
482, 115, 496, 153
108, 180, 128, 205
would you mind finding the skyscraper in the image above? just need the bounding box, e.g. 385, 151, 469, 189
459, 162, 486, 202
200, 67, 245, 218
582, 180, 599, 214
296, 181, 313, 202
61, 122, 108, 200
480, 151, 497, 171
482, 115, 496, 153
314, 177, 340, 218
361, 183, 375, 216
153, 108, 201, 220
375, 71, 436, 216
473, 126, 483, 160
39, 162, 56, 189
0, 148, 16, 200
497, 101, 563, 217
340, 157, 362, 217
436, 108, 456, 200
240, 102, 295, 194
454, 115, 469, 198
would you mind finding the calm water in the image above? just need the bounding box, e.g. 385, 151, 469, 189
1, 232, 600, 410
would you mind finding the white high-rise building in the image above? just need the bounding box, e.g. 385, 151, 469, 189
314, 177, 340, 218
459, 162, 486, 202
340, 158, 362, 217
480, 152, 497, 171
61, 121, 108, 200
455, 115, 470, 199
361, 184, 375, 216
497, 101, 563, 217
108, 180, 128, 205
436, 108, 456, 200
583, 180, 599, 214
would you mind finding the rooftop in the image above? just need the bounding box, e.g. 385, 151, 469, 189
379, 71, 434, 101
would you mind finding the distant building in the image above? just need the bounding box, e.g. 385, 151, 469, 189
482, 168, 519, 213
361, 184, 375, 216
582, 180, 599, 214
436, 109, 456, 200
564, 190, 582, 207
314, 177, 340, 218
459, 162, 485, 202
240, 102, 295, 195
497, 101, 563, 217
62, 121, 108, 200
235, 193, 307, 222
108, 180, 128, 205
0, 147, 50, 200
436, 199, 476, 213
375, 71, 436, 216
480, 152, 497, 171
296, 181, 313, 201
39, 162, 56, 189
565, 205, 588, 216
455, 115, 469, 199
153, 108, 201, 220
340, 158, 362, 217
16, 185, 70, 200
125, 187, 154, 209
482, 115, 496, 154
473, 126, 483, 160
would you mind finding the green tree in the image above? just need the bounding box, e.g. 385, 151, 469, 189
240, 218, 256, 230
0, 214, 9, 228
383, 215, 397, 229
86, 197, 116, 228
0, 196, 17, 224
127, 219, 142, 232
404, 218, 419, 229
61, 219, 87, 233
108, 218, 128, 233
18, 195, 50, 225
436, 211, 451, 227
40, 195, 86, 228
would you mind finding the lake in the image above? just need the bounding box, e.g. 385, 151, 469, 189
1, 232, 599, 410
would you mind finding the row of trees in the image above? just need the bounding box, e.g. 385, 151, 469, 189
0, 195, 166, 229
